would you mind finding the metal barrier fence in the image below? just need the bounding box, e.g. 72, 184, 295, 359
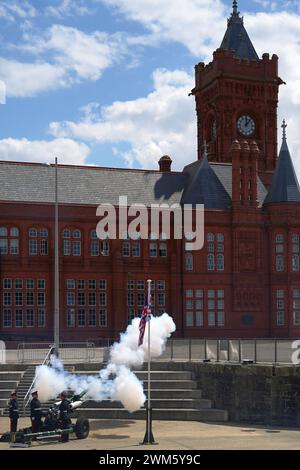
13, 338, 300, 364
157, 338, 298, 364
17, 342, 96, 363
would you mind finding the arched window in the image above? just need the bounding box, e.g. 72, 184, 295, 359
207, 233, 224, 271
0, 227, 20, 255
29, 227, 48, 256
185, 252, 193, 271
90, 229, 110, 257
63, 228, 81, 256
207, 254, 215, 271
217, 254, 224, 271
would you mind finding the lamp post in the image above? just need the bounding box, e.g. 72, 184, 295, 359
53, 158, 59, 355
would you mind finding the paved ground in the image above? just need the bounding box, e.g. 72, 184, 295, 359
1, 417, 300, 450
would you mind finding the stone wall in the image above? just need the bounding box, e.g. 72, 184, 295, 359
184, 362, 300, 426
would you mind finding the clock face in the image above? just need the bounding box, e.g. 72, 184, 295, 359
237, 115, 255, 136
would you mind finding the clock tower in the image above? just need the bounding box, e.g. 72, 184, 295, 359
191, 1, 284, 185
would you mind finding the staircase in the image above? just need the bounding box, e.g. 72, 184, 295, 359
73, 362, 228, 422
0, 362, 228, 422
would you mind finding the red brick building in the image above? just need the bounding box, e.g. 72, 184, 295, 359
1, 2, 300, 342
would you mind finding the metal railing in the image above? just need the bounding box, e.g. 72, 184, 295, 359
17, 341, 96, 364
156, 338, 298, 364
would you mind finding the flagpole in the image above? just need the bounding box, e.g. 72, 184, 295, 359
147, 278, 151, 441
140, 279, 157, 445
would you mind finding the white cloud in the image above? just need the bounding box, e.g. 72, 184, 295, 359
0, 58, 66, 98
2, 25, 126, 97
45, 0, 93, 18
49, 68, 196, 170
0, 1, 36, 22
0, 138, 90, 165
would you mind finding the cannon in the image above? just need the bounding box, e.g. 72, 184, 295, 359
0, 390, 89, 446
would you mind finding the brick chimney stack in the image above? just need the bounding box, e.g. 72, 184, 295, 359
159, 155, 172, 172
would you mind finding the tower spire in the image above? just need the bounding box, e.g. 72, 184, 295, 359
232, 0, 238, 16
282, 119, 287, 142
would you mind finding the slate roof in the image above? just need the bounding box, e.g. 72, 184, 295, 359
264, 136, 300, 204
220, 2, 259, 61
0, 158, 268, 209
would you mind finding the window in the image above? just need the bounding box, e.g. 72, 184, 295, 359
88, 309, 96, 327
26, 279, 34, 289
99, 280, 107, 290
0, 227, 19, 255
132, 241, 141, 257
29, 227, 48, 256
15, 292, 23, 306
26, 292, 34, 306
90, 230, 100, 256
3, 292, 11, 306
89, 292, 96, 306
158, 293, 165, 306
78, 309, 85, 327
293, 289, 300, 325
185, 252, 193, 271
276, 255, 284, 272
29, 239, 37, 256
102, 240, 109, 256
122, 241, 130, 257
38, 279, 45, 289
38, 292, 45, 306
207, 254, 215, 271
186, 311, 194, 327
185, 289, 204, 327
38, 309, 46, 327
99, 309, 107, 327
63, 229, 81, 257
89, 280, 96, 290
196, 311, 203, 327
275, 234, 285, 272
78, 292, 85, 306
15, 279, 22, 289
78, 280, 85, 289
292, 255, 300, 272
67, 279, 75, 290
73, 241, 81, 256
208, 290, 225, 327
15, 309, 23, 327
149, 242, 157, 257
67, 292, 75, 306
207, 233, 224, 271
137, 281, 145, 290
217, 254, 224, 271
157, 280, 165, 291
26, 309, 34, 327
67, 309, 75, 328
3, 279, 12, 289
3, 309, 12, 328
137, 292, 144, 306
99, 292, 106, 306
128, 280, 134, 290
159, 242, 167, 257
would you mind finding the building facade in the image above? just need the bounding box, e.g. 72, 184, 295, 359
1, 2, 300, 342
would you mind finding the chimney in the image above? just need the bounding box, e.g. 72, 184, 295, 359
159, 155, 172, 172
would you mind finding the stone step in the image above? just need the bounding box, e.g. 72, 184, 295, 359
0, 365, 28, 371
0, 381, 18, 390
72, 371, 194, 380
73, 362, 189, 372
0, 372, 24, 380
74, 407, 228, 422
0, 390, 13, 398
80, 398, 211, 409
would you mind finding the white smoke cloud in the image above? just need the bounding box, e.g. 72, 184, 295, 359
33, 313, 176, 413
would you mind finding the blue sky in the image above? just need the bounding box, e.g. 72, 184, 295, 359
0, 0, 300, 174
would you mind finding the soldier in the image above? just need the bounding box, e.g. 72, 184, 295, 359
59, 391, 71, 443
30, 390, 42, 433
9, 391, 19, 432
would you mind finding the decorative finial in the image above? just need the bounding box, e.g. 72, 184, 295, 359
203, 141, 208, 159
233, 0, 238, 15
282, 119, 287, 141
